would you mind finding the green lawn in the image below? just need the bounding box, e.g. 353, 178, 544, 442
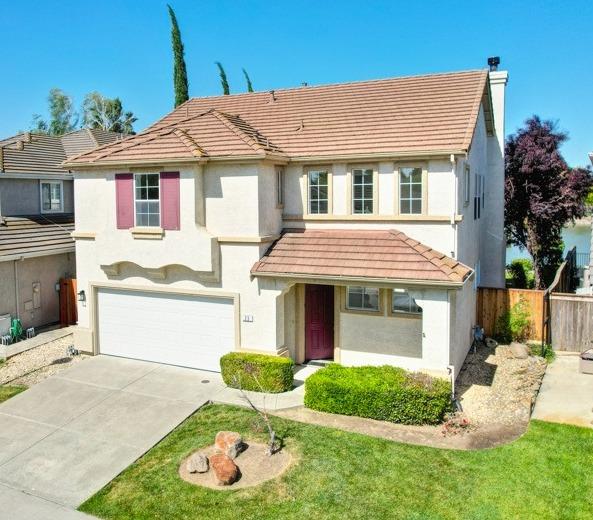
81, 404, 593, 520
0, 385, 26, 403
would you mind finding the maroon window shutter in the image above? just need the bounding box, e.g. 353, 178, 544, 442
115, 173, 134, 229
160, 172, 180, 230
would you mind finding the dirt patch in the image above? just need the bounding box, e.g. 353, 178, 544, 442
179, 441, 292, 490
0, 334, 89, 386
456, 342, 547, 427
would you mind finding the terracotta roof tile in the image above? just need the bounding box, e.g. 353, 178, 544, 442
251, 229, 472, 285
66, 70, 490, 166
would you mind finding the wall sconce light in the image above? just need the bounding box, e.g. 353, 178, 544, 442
77, 290, 86, 302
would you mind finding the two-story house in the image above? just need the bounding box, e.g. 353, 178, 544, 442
0, 129, 125, 330
65, 65, 508, 378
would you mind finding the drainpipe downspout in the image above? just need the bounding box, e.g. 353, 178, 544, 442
13, 259, 20, 319
450, 154, 458, 259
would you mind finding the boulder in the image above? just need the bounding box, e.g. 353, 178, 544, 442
186, 453, 209, 474
215, 431, 243, 459
485, 337, 498, 349
509, 342, 529, 359
209, 453, 239, 485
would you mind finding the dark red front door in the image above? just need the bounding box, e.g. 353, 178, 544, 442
305, 285, 334, 360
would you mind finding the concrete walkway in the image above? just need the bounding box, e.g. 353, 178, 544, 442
532, 353, 593, 428
0, 355, 311, 517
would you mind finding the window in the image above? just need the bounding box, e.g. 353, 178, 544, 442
352, 168, 374, 214
392, 289, 422, 315
346, 286, 379, 311
473, 173, 484, 220
399, 167, 422, 214
40, 181, 63, 213
463, 165, 471, 206
308, 170, 329, 214
276, 166, 284, 207
134, 173, 160, 226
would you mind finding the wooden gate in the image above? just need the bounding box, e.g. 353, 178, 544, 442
476, 287, 546, 341
549, 293, 593, 352
59, 278, 78, 326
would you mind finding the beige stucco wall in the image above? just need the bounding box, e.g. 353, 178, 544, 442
0, 253, 75, 330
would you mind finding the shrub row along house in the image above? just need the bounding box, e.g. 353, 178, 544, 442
65, 64, 508, 378
0, 129, 125, 330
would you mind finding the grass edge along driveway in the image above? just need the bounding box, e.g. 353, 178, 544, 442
81, 404, 593, 520
0, 385, 26, 403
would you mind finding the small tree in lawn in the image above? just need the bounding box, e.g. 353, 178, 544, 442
505, 116, 592, 288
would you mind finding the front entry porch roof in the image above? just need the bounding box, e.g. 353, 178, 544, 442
251, 229, 472, 287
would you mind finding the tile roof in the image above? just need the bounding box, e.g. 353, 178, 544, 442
0, 214, 74, 260
251, 229, 472, 285
0, 129, 126, 174
65, 69, 492, 166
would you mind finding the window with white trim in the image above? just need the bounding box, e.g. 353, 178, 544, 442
392, 289, 422, 315
40, 180, 63, 213
134, 173, 160, 226
308, 170, 329, 214
399, 167, 422, 214
276, 166, 284, 206
352, 168, 374, 214
473, 173, 484, 220
463, 165, 471, 206
346, 286, 379, 311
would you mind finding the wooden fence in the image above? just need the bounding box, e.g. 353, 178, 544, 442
476, 287, 546, 341
59, 278, 77, 326
549, 293, 593, 352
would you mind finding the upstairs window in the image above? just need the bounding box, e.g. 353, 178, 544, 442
308, 170, 329, 214
474, 173, 484, 220
392, 289, 422, 315
352, 168, 374, 214
463, 165, 471, 206
276, 166, 284, 207
135, 173, 160, 227
346, 286, 379, 312
40, 180, 63, 213
399, 167, 422, 214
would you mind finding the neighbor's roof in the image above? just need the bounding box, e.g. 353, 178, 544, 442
251, 229, 472, 286
65, 69, 493, 166
0, 214, 75, 261
0, 129, 126, 174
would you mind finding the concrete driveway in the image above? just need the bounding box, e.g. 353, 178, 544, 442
0, 355, 225, 512
532, 353, 593, 428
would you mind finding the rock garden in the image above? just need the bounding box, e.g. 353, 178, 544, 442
179, 430, 292, 490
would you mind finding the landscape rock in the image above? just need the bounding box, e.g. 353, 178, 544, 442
509, 342, 529, 359
186, 453, 209, 474
209, 453, 239, 485
215, 431, 243, 459
485, 337, 498, 349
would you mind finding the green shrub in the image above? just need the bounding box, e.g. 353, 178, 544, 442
528, 342, 555, 363
506, 259, 535, 289
304, 364, 451, 425
494, 297, 532, 343
220, 352, 294, 393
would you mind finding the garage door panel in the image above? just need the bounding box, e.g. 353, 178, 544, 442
97, 288, 235, 372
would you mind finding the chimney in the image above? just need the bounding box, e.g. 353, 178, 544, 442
487, 56, 508, 151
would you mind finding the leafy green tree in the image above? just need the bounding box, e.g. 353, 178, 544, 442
167, 4, 189, 107
31, 88, 78, 135
242, 68, 254, 92
82, 92, 137, 134
216, 62, 230, 95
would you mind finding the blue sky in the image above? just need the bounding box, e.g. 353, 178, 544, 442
1, 0, 591, 166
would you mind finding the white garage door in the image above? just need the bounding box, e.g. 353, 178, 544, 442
97, 288, 235, 372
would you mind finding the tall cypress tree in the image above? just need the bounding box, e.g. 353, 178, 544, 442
167, 4, 189, 107
242, 68, 254, 92
215, 62, 230, 95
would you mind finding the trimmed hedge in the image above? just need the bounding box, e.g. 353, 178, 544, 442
304, 364, 451, 425
220, 352, 294, 393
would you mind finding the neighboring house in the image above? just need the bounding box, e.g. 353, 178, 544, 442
0, 129, 125, 330
66, 65, 508, 378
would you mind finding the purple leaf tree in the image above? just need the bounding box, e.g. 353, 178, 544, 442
505, 116, 592, 289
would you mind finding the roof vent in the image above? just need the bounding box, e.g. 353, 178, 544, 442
301, 82, 308, 87
487, 56, 500, 71
296, 119, 305, 132
16, 141, 24, 151
268, 90, 276, 103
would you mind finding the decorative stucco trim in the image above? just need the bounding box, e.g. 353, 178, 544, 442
130, 227, 164, 240
282, 214, 463, 223
217, 235, 279, 244
71, 231, 96, 240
